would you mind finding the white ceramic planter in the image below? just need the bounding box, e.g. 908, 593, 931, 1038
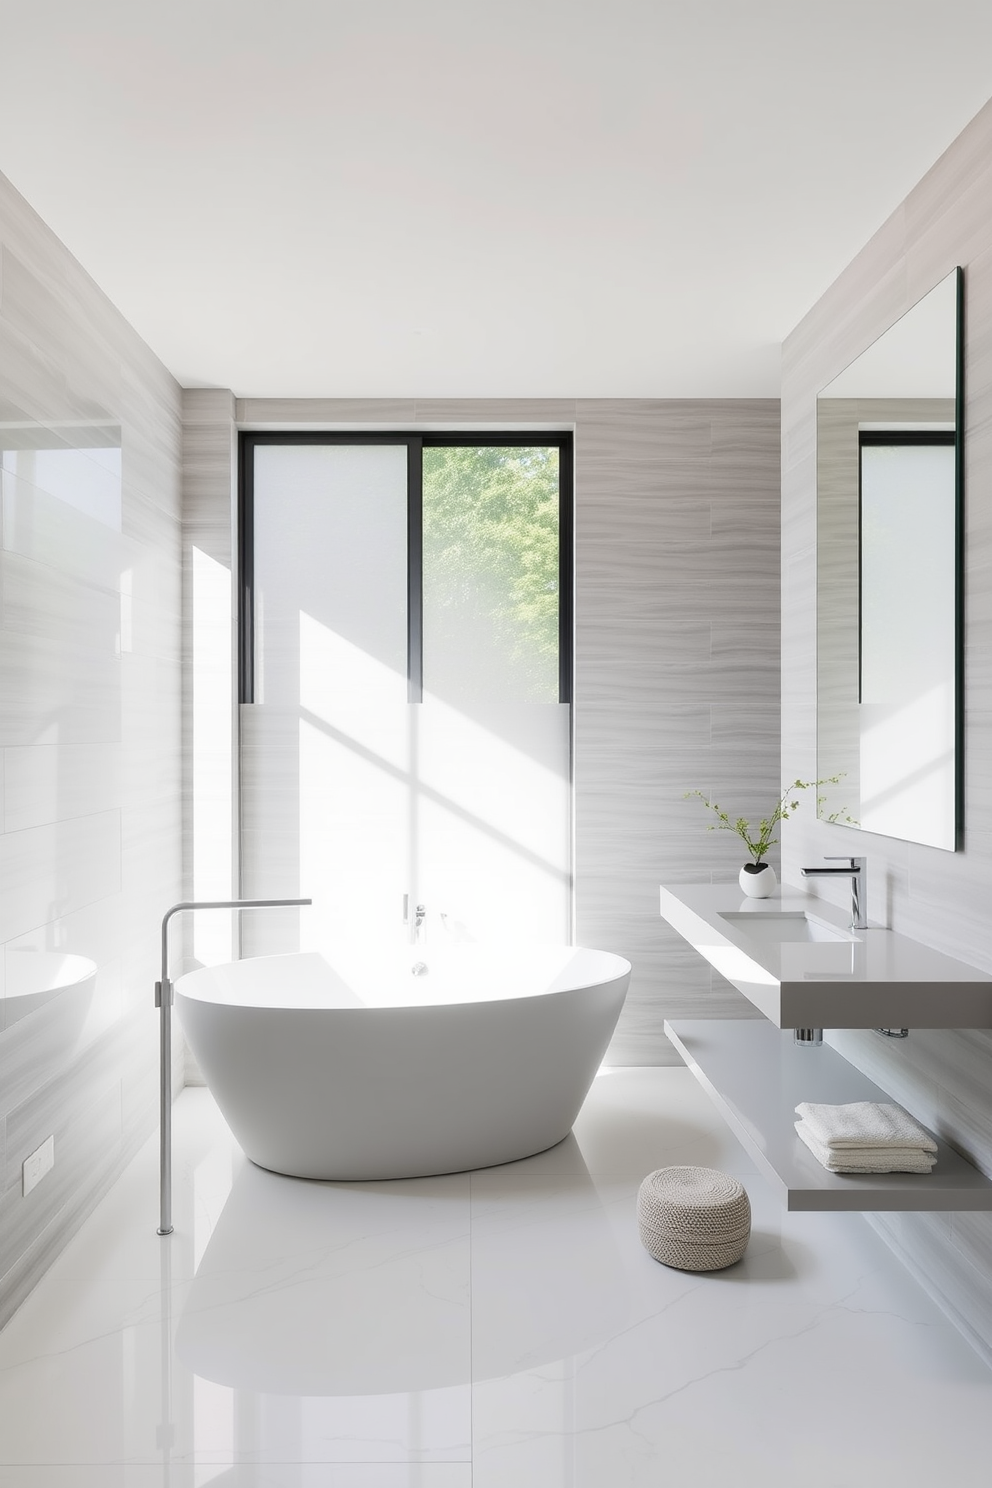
739, 863, 777, 898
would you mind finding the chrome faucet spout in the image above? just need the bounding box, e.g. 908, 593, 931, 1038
403, 894, 428, 945
800, 856, 867, 931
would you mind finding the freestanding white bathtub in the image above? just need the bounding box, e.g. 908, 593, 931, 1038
175, 944, 630, 1180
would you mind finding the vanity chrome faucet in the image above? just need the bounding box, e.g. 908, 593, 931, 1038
800, 856, 867, 931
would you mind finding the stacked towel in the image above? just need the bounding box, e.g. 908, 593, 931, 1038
794, 1100, 938, 1174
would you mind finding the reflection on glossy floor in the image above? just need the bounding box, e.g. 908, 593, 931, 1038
0, 1069, 990, 1487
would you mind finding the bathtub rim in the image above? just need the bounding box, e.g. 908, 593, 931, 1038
175, 944, 632, 1013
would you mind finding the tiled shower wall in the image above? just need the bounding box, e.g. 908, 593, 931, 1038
187, 395, 781, 1066
781, 97, 992, 1360
0, 171, 183, 1326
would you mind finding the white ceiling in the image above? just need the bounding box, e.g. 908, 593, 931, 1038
1, 0, 990, 398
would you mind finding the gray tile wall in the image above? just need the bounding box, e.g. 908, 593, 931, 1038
0, 170, 183, 1327
781, 96, 992, 1361
234, 396, 782, 1063
572, 399, 781, 1061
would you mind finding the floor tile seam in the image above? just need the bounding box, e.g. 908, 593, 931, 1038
0, 1458, 477, 1468
580, 1160, 760, 1171
467, 1164, 762, 1180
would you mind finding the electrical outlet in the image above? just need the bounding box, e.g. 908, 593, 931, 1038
22, 1135, 55, 1197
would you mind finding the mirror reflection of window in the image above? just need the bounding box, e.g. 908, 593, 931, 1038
859, 434, 956, 849
815, 265, 962, 851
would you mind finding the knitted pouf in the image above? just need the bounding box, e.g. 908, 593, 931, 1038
637, 1165, 751, 1272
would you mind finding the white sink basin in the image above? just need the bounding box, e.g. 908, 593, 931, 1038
718, 911, 856, 945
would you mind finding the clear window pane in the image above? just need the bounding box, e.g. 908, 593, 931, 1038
422, 445, 560, 706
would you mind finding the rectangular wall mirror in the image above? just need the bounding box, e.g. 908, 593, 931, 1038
815, 266, 963, 851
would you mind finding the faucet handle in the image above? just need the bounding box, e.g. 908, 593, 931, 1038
825, 855, 864, 869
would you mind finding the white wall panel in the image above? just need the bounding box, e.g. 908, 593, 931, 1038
3, 744, 122, 833
0, 169, 182, 1328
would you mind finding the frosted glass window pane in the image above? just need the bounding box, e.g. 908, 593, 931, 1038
253, 444, 408, 707
415, 699, 571, 943
422, 446, 560, 705
250, 444, 410, 949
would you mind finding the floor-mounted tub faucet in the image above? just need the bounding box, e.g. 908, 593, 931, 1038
155, 896, 311, 1236
800, 856, 867, 931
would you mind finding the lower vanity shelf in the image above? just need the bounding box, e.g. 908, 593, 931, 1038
664, 1019, 992, 1213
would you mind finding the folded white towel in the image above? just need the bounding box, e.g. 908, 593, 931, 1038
795, 1120, 936, 1174
794, 1101, 937, 1154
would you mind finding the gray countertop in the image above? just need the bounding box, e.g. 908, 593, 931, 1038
660, 883, 992, 1029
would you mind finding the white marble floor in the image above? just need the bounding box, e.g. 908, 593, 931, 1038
0, 1069, 990, 1487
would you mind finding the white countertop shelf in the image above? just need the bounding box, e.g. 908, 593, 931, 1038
660, 883, 992, 1029
665, 1019, 992, 1212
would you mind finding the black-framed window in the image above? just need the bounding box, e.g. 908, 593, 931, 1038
239, 431, 573, 708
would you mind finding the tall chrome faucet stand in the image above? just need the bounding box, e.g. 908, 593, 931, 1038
155, 897, 311, 1236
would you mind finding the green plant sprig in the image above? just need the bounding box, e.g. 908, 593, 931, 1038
683, 776, 851, 863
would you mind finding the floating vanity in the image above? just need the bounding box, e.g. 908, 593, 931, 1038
660, 883, 992, 1212
659, 883, 992, 1030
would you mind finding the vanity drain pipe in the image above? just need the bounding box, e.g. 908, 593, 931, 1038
155, 897, 311, 1236
794, 1026, 909, 1048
